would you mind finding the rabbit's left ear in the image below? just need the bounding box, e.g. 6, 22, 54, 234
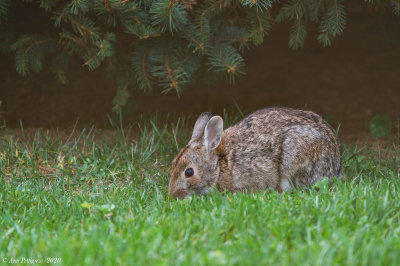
204, 116, 223, 151
191, 112, 213, 140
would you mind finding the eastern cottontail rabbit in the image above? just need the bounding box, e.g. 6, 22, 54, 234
169, 107, 343, 199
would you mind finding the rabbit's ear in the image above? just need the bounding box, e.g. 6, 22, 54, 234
191, 112, 213, 140
204, 116, 223, 151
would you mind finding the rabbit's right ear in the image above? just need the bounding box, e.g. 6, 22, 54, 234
191, 112, 213, 140
204, 116, 223, 151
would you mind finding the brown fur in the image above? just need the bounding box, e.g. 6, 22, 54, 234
168, 107, 343, 199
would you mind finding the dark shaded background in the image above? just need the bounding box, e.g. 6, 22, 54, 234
0, 11, 399, 140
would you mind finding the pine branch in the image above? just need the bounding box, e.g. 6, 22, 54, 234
289, 17, 306, 49
2, 0, 398, 112
39, 1, 56, 12
123, 7, 161, 39
0, 0, 10, 20
68, 0, 90, 15
107, 52, 136, 93
247, 9, 272, 46
392, 0, 400, 15
54, 7, 68, 26
181, 22, 208, 53
276, 0, 306, 22
110, 0, 131, 8
59, 31, 89, 52
82, 34, 115, 70
276, 0, 307, 49
150, 0, 188, 33
307, 0, 324, 22
132, 45, 153, 90
10, 35, 56, 76
331, 0, 346, 36
317, 0, 346, 46
163, 55, 179, 92
208, 44, 245, 84
141, 51, 152, 89
52, 52, 70, 84
198, 0, 222, 36
317, 14, 332, 46
184, 31, 205, 51
182, 0, 197, 10
241, 0, 272, 11
112, 86, 130, 112
93, 0, 136, 28
156, 51, 192, 93
216, 26, 250, 51
67, 15, 99, 41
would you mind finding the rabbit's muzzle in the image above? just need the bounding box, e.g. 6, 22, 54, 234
168, 178, 190, 199
170, 189, 190, 199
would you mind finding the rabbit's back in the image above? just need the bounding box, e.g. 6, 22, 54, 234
216, 107, 342, 191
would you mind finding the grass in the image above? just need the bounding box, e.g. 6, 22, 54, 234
0, 116, 399, 266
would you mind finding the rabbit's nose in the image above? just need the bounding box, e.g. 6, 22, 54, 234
169, 178, 189, 199
170, 189, 189, 199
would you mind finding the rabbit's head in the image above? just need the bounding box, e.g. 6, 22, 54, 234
169, 113, 223, 199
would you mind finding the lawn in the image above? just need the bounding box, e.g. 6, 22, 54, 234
0, 117, 399, 265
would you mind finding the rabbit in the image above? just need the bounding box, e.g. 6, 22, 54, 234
168, 107, 343, 199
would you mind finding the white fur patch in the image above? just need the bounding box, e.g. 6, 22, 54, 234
280, 178, 291, 191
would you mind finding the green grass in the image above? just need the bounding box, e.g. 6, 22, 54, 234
0, 117, 399, 266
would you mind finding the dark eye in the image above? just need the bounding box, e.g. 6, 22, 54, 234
185, 168, 194, 177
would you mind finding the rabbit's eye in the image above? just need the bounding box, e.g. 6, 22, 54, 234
185, 168, 194, 177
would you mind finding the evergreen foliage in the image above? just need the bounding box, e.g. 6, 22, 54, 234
0, 0, 398, 110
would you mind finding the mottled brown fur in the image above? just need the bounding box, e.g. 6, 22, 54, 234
168, 107, 343, 199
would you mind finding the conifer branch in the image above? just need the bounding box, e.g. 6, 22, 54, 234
200, 0, 221, 35
83, 49, 102, 67
334, 0, 340, 33
184, 32, 204, 50
132, 47, 153, 91
105, 0, 110, 11
208, 45, 245, 83
164, 56, 178, 90
2, 0, 397, 110
110, 0, 131, 8
11, 36, 55, 76
142, 51, 152, 89
60, 32, 88, 49
56, 7, 68, 24
0, 0, 10, 19
167, 0, 178, 17
67, 15, 95, 37
294, 16, 301, 42
256, 11, 264, 36
392, 0, 400, 15
177, 54, 193, 70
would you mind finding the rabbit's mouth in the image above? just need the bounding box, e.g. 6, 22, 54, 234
170, 188, 191, 199
195, 186, 215, 196
172, 186, 215, 199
